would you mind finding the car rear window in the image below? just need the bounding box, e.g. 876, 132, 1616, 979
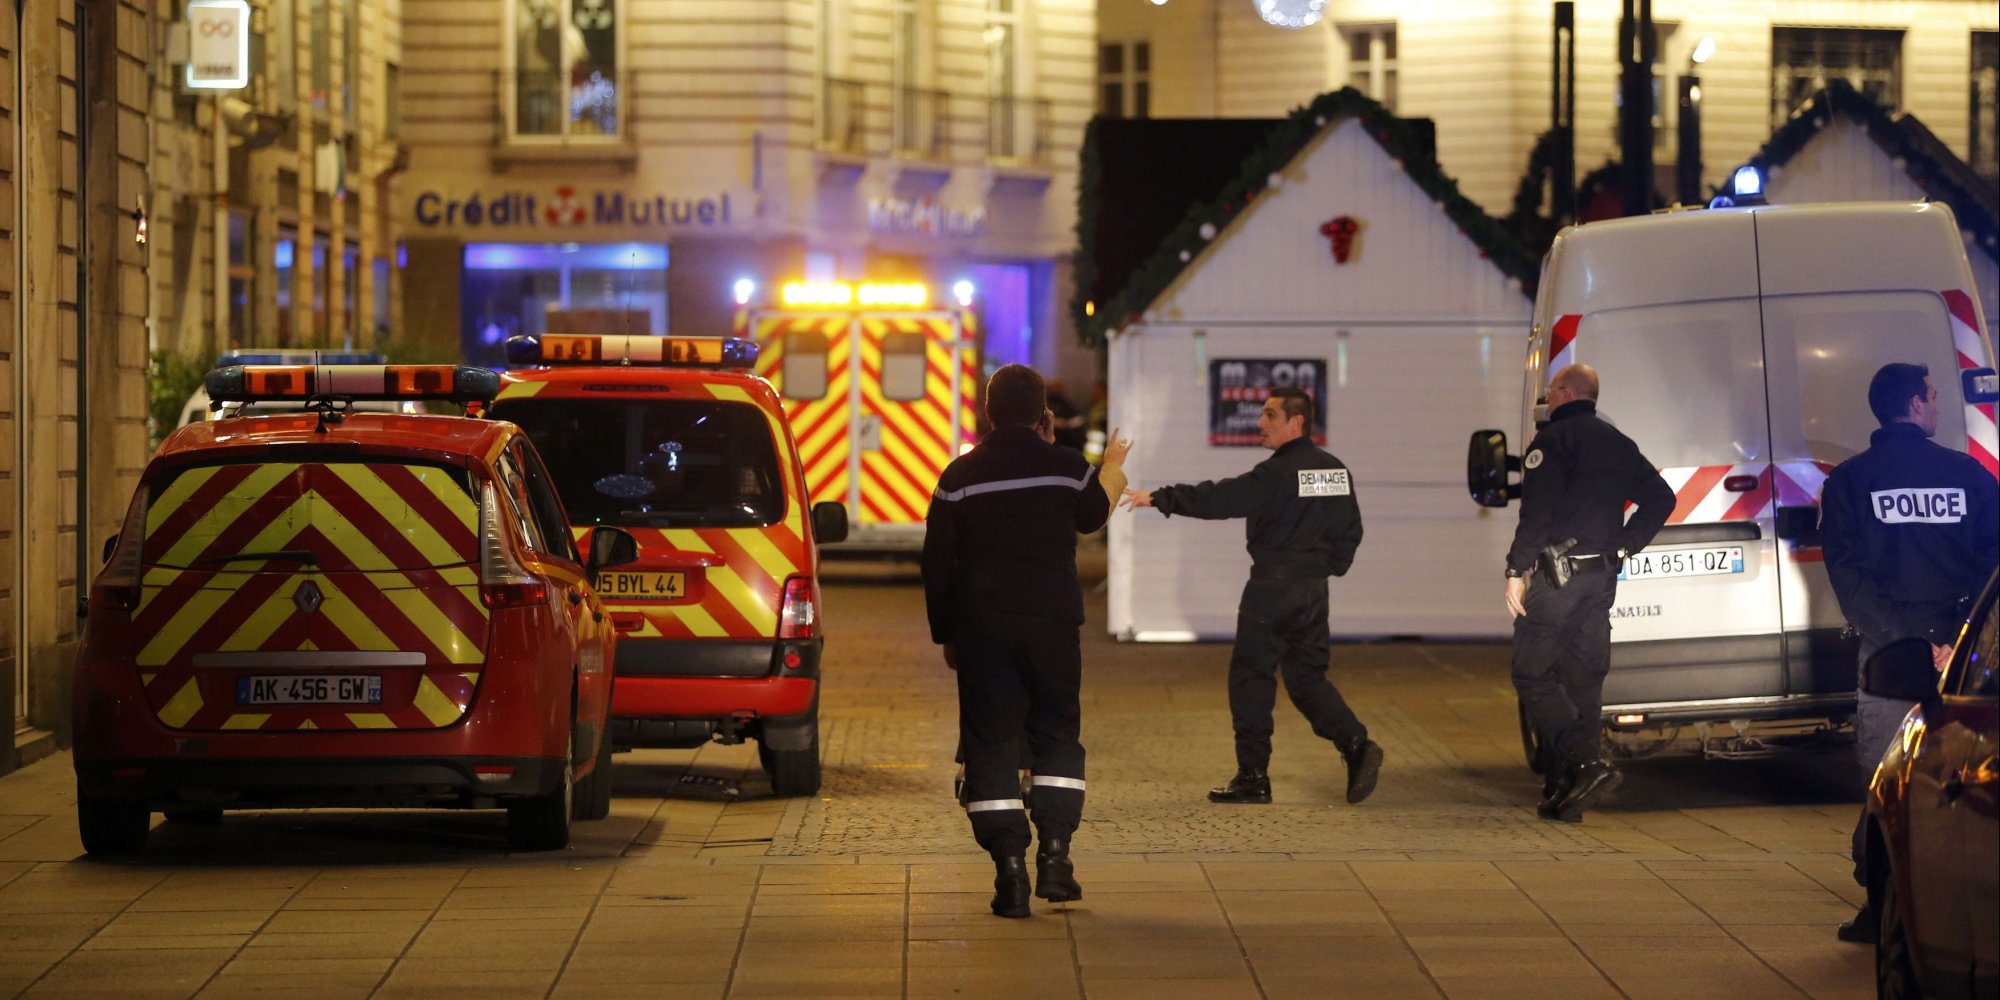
143, 460, 481, 571
492, 398, 785, 528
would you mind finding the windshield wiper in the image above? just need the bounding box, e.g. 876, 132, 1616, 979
196, 549, 318, 566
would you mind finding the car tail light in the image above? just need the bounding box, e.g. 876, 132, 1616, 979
472, 765, 515, 782
479, 483, 547, 609
88, 494, 149, 611
778, 575, 819, 639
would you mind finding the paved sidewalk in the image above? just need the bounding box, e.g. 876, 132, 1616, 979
0, 564, 1874, 999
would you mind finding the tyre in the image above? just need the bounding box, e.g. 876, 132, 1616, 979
573, 728, 613, 822
1518, 699, 1545, 774
1875, 870, 1922, 1000
762, 709, 821, 797
508, 731, 574, 851
77, 788, 151, 857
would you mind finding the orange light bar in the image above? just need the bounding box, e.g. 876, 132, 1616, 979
505, 334, 758, 369
205, 364, 502, 405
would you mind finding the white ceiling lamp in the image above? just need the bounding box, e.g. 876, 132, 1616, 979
1255, 0, 1326, 29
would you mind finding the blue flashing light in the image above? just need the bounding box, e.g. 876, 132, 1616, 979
1732, 165, 1762, 198
504, 334, 545, 367
721, 338, 761, 369
733, 277, 757, 306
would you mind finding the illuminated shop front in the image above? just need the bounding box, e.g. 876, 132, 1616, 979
460, 242, 668, 363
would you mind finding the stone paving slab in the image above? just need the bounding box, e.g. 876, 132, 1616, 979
0, 564, 1879, 998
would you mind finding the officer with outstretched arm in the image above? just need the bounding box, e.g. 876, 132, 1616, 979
1819, 362, 1998, 944
1122, 386, 1384, 807
922, 364, 1131, 919
1503, 364, 1675, 823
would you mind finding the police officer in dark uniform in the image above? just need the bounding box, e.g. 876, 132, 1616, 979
1504, 364, 1675, 822
1819, 362, 1998, 943
923, 364, 1130, 919
1122, 387, 1383, 806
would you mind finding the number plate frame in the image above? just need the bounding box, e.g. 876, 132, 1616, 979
1619, 545, 1746, 582
236, 674, 384, 706
595, 570, 689, 600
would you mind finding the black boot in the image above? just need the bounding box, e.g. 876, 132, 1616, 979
990, 856, 1031, 919
1208, 770, 1272, 804
1342, 740, 1384, 804
1034, 838, 1082, 902
1836, 904, 1876, 944
1552, 759, 1621, 817
1536, 768, 1579, 822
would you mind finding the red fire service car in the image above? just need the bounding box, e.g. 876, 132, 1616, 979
493, 334, 846, 796
73, 364, 636, 855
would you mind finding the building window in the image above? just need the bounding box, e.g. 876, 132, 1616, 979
1974, 31, 1998, 183
384, 62, 401, 139
986, 0, 1043, 161
312, 233, 330, 344
228, 211, 256, 349
343, 0, 359, 126
343, 241, 361, 348
1772, 27, 1902, 125
512, 0, 621, 140
460, 243, 669, 367
1342, 24, 1397, 112
891, 0, 942, 157
372, 254, 392, 339
275, 227, 297, 345
1097, 42, 1149, 119
309, 0, 330, 114
270, 0, 295, 111
816, 0, 862, 151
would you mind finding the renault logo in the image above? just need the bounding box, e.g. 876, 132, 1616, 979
293, 580, 323, 615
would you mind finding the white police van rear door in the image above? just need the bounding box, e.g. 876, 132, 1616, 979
1754, 203, 1990, 703
1537, 211, 1786, 716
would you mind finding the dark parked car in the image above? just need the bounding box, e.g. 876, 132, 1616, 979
1864, 569, 1998, 999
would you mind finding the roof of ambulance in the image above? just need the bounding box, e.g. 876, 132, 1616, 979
156, 412, 512, 462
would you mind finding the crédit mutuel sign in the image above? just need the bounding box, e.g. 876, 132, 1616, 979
411, 185, 736, 231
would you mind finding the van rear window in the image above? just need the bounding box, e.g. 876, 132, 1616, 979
144, 460, 480, 571
492, 398, 785, 528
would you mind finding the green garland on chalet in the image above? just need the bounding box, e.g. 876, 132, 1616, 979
1072, 88, 1538, 348
1737, 80, 1999, 259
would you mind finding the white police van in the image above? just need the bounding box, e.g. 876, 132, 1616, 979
1470, 192, 1999, 759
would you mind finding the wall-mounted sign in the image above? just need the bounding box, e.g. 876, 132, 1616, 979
412, 186, 734, 230
867, 196, 986, 238
1209, 358, 1327, 446
185, 0, 251, 90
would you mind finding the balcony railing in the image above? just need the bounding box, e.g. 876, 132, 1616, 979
892, 86, 949, 160
819, 77, 866, 153
987, 96, 1051, 164
497, 69, 632, 144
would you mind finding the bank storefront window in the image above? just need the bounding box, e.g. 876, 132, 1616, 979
461, 242, 668, 366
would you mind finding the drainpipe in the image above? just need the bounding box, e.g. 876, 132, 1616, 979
214, 93, 229, 351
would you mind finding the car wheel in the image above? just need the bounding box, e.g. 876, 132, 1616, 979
1876, 871, 1922, 1000
162, 806, 223, 825
573, 728, 613, 822
77, 787, 151, 857
763, 710, 821, 798
1518, 699, 1545, 774
508, 730, 575, 851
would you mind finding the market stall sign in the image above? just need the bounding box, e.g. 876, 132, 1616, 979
412, 186, 734, 230
1209, 359, 1327, 446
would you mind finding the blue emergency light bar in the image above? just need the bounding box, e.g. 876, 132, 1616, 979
216, 349, 388, 368
504, 334, 759, 370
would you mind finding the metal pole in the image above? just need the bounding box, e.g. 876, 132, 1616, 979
1552, 2, 1575, 225
1676, 75, 1703, 205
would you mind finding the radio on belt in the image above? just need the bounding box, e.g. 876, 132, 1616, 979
504, 333, 760, 370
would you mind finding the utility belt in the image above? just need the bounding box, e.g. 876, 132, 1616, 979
1535, 538, 1614, 590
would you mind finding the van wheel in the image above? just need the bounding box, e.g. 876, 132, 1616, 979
1876, 871, 1921, 1000
508, 731, 574, 851
573, 729, 614, 822
1518, 699, 1545, 775
762, 713, 821, 798
77, 789, 151, 857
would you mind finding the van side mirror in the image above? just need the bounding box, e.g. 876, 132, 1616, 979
1774, 506, 1822, 543
101, 533, 120, 564
587, 527, 640, 574
1467, 430, 1519, 508
1963, 367, 1998, 405
812, 502, 849, 545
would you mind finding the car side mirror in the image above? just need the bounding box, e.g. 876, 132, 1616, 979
587, 527, 640, 574
101, 533, 120, 564
1963, 367, 1998, 405
812, 502, 849, 545
1774, 505, 1822, 543
1467, 430, 1519, 508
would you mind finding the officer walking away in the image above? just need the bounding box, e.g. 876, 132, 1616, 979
923, 364, 1131, 919
1503, 364, 1675, 823
1122, 387, 1383, 806
1819, 362, 1998, 944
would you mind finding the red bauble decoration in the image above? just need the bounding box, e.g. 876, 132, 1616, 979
1319, 215, 1360, 264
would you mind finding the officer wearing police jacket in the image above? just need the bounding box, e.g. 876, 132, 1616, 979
1123, 387, 1384, 807
923, 364, 1130, 920
1820, 362, 1998, 944
1503, 364, 1675, 823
